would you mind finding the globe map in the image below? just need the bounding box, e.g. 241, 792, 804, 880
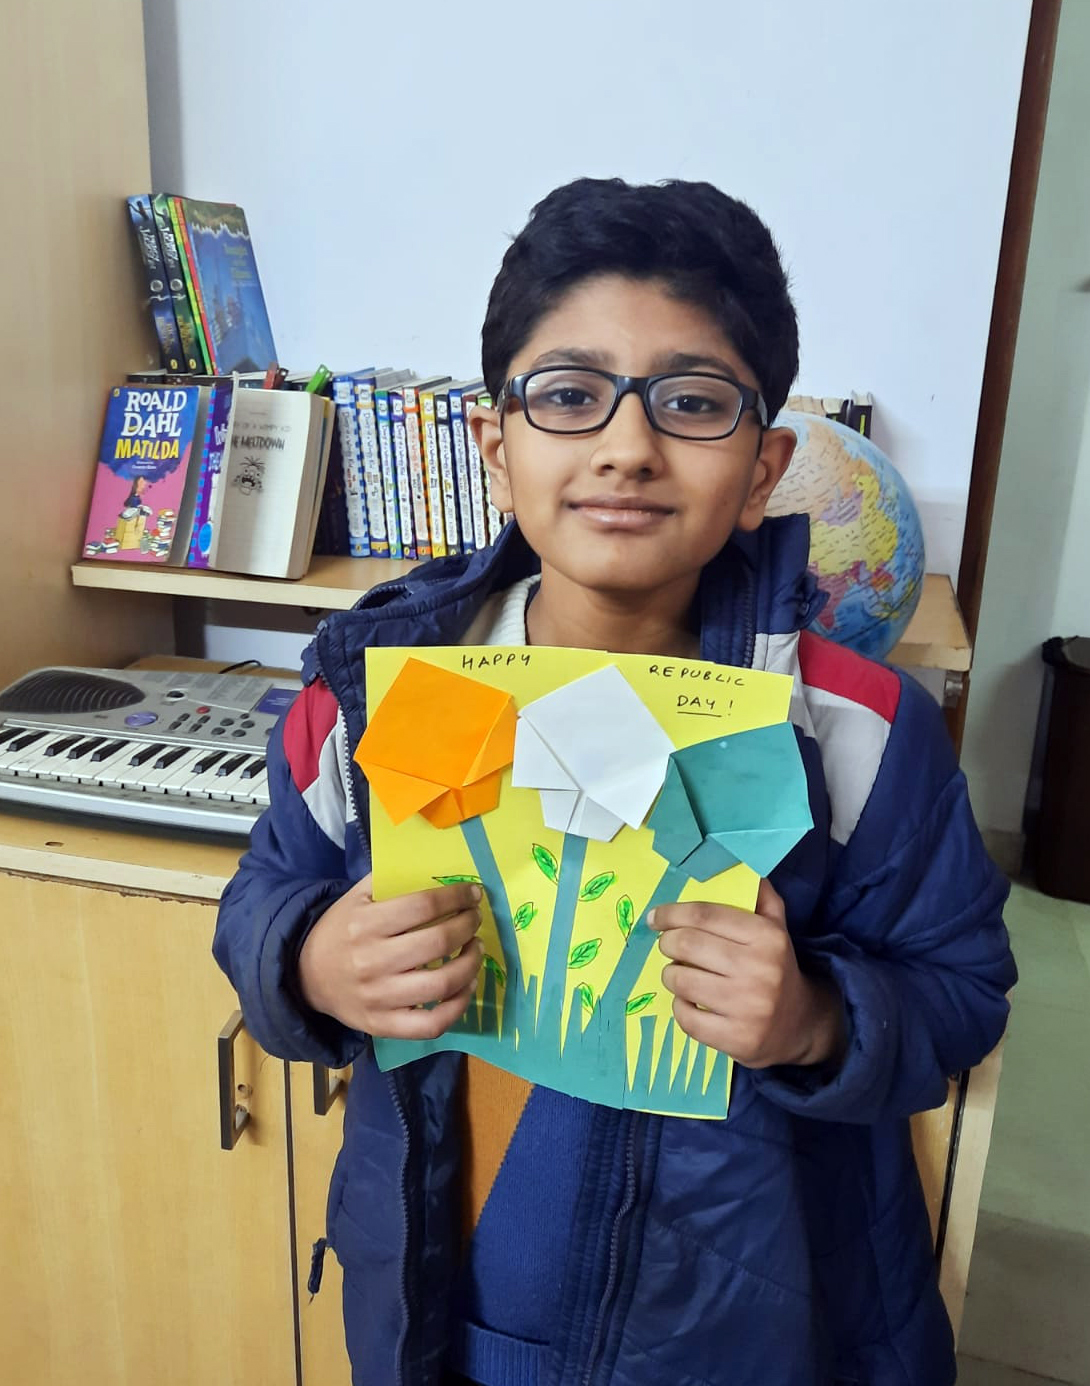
767, 412, 926, 662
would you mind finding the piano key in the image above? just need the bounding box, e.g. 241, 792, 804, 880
128, 741, 166, 768
191, 749, 227, 776
158, 750, 223, 797
0, 725, 24, 748
44, 733, 84, 758
73, 741, 141, 785
90, 738, 129, 763
216, 753, 249, 778
138, 746, 205, 794
0, 730, 48, 772
250, 770, 270, 807
66, 735, 107, 760
6, 731, 84, 776
239, 757, 266, 780
152, 745, 188, 772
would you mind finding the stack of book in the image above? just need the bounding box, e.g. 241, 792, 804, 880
123, 191, 506, 571
786, 392, 875, 437
81, 372, 335, 581
325, 370, 504, 561
126, 193, 278, 377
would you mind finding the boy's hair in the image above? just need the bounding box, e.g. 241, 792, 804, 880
480, 177, 799, 421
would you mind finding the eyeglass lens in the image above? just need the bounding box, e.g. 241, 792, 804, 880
521, 368, 744, 438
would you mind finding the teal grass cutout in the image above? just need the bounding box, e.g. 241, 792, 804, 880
372, 722, 812, 1118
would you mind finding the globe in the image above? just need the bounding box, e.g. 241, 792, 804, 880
766, 412, 926, 661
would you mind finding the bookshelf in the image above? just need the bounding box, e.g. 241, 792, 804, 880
70, 560, 971, 673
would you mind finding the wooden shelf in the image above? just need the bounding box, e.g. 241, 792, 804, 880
888, 574, 971, 672
71, 558, 970, 671
70, 554, 419, 610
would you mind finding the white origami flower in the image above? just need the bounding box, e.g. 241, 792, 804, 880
511, 665, 674, 842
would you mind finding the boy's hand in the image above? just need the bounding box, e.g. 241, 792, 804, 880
648, 879, 846, 1070
297, 875, 483, 1040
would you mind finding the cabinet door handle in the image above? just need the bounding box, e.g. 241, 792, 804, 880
312, 1063, 348, 1116
218, 1010, 252, 1150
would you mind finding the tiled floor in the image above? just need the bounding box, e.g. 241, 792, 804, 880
956, 882, 1090, 1385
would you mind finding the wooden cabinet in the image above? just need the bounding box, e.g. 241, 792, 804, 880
0, 867, 296, 1385
0, 812, 354, 1386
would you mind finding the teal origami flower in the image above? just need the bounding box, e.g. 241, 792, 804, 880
647, 724, 813, 880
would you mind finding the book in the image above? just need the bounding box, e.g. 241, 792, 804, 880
475, 389, 504, 542
82, 384, 203, 563
185, 379, 237, 567
150, 194, 203, 372
401, 381, 432, 561
374, 386, 402, 559
843, 391, 874, 437
433, 387, 462, 554
447, 380, 485, 552
171, 197, 278, 375
460, 386, 488, 550
419, 384, 447, 557
389, 389, 417, 559
126, 195, 183, 372
333, 372, 371, 556
167, 196, 214, 372
210, 388, 332, 579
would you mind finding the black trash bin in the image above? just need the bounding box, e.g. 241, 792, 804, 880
1034, 636, 1090, 902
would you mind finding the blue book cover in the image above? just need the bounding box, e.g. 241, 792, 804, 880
175, 198, 278, 375
126, 195, 183, 372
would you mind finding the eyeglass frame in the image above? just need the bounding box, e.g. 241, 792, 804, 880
495, 365, 769, 440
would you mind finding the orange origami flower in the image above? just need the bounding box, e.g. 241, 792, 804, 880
354, 658, 517, 828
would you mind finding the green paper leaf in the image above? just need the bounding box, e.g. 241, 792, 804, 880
532, 843, 559, 884
579, 870, 617, 902
432, 873, 482, 885
512, 901, 538, 932
616, 894, 635, 938
482, 955, 506, 986
625, 991, 656, 1016
568, 937, 602, 969
576, 982, 596, 1013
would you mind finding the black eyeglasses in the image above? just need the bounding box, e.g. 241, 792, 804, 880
496, 366, 767, 440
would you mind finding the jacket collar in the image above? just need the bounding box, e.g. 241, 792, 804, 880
307, 514, 822, 720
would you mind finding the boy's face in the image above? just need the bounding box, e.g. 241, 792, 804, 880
472, 274, 794, 606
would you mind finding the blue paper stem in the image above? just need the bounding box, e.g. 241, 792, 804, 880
536, 833, 590, 1051
460, 815, 519, 1040
599, 861, 690, 1022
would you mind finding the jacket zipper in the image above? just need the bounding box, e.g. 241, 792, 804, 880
315, 643, 417, 1386
579, 1118, 639, 1386
579, 561, 757, 1385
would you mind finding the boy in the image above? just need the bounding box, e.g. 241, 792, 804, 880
213, 178, 1015, 1386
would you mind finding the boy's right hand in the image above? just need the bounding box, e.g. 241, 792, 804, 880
297, 875, 484, 1040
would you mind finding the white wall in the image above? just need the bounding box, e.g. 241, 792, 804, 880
144, 0, 1031, 595
961, 0, 1090, 838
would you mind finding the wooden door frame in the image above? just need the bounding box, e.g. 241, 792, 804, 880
950, 0, 1063, 746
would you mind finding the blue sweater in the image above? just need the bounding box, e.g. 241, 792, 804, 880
213, 518, 1015, 1386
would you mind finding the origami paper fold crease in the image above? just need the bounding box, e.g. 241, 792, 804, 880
648, 723, 814, 879
355, 657, 517, 828
512, 664, 675, 842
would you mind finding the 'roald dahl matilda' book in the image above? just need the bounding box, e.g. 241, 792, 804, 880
82, 385, 202, 563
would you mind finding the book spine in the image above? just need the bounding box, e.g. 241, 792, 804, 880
448, 388, 475, 552
403, 388, 432, 560
435, 392, 461, 554
169, 196, 216, 373
126, 195, 183, 372
375, 389, 402, 559
476, 390, 503, 542
333, 375, 370, 557
151, 194, 202, 373
419, 390, 447, 557
355, 379, 389, 557
390, 392, 416, 560
463, 392, 488, 550
189, 381, 236, 567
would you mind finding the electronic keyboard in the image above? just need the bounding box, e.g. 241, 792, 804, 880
0, 666, 301, 836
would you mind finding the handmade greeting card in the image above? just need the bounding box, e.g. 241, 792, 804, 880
359, 645, 813, 1119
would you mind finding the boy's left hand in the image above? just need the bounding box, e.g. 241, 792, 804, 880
648, 879, 847, 1070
